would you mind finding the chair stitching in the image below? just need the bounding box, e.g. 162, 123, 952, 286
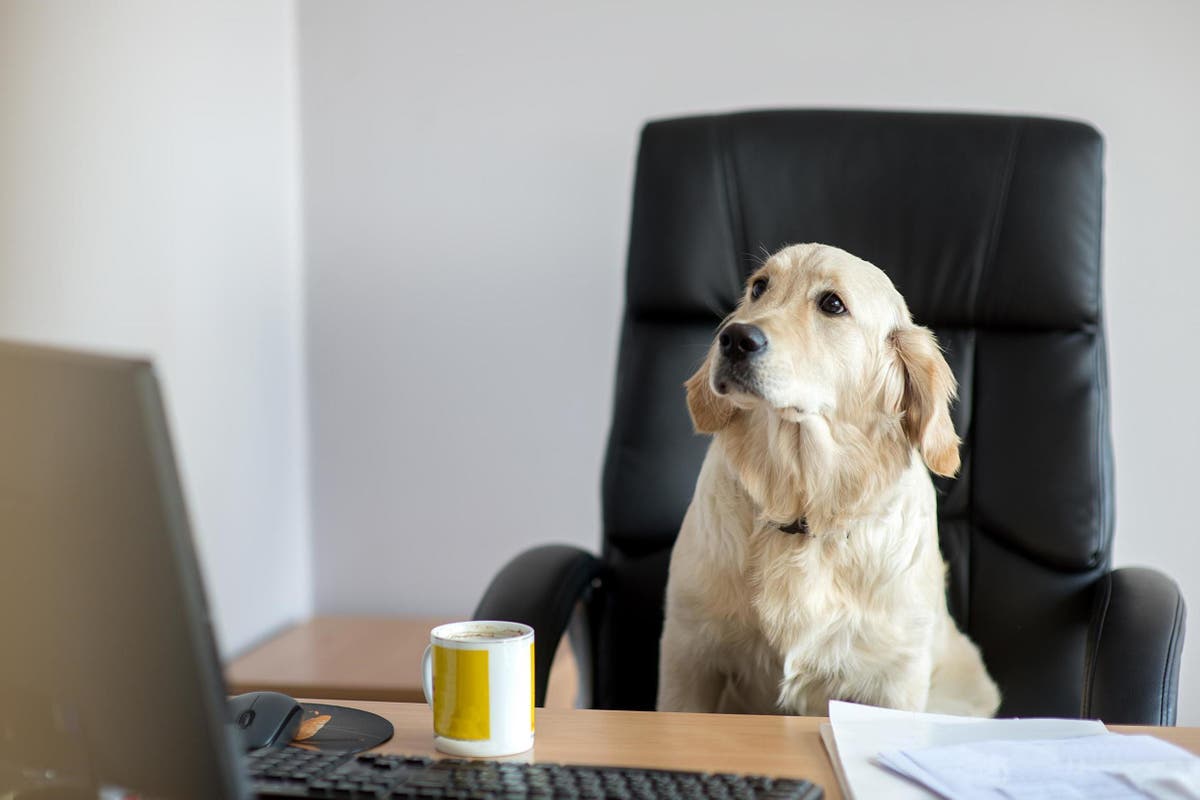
967, 122, 1020, 637
715, 117, 751, 283
962, 330, 977, 634
974, 120, 1021, 321
1090, 128, 1112, 566
1093, 328, 1110, 567
1081, 572, 1112, 718
1160, 591, 1184, 725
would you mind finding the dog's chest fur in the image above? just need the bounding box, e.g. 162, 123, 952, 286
690, 449, 944, 715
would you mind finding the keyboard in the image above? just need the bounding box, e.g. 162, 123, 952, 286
248, 746, 823, 799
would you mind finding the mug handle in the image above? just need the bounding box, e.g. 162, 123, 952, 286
421, 644, 434, 706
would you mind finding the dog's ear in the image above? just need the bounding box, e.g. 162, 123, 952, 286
891, 325, 961, 477
685, 351, 734, 434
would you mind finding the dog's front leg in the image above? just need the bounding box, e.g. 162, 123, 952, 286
656, 618, 725, 712
871, 653, 934, 712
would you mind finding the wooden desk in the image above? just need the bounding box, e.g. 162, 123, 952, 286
226, 616, 578, 707
318, 701, 1200, 800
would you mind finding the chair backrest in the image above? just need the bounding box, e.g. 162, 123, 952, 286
595, 110, 1111, 714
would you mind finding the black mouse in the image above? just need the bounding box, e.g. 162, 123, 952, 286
227, 691, 305, 750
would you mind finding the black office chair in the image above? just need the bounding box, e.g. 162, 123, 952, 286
474, 110, 1186, 725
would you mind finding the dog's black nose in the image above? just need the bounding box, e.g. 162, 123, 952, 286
718, 323, 767, 360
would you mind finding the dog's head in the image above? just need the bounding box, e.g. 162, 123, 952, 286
686, 244, 959, 516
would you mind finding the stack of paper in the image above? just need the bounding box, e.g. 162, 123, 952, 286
820, 701, 1200, 800
878, 733, 1200, 799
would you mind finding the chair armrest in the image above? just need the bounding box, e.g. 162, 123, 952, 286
1082, 566, 1186, 725
473, 544, 603, 706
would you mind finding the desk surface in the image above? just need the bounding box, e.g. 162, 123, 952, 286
314, 701, 1200, 800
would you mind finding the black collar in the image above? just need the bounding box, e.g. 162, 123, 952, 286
777, 517, 809, 535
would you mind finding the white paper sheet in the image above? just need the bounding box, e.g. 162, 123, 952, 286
1109, 759, 1200, 799
823, 701, 1107, 800
877, 733, 1200, 800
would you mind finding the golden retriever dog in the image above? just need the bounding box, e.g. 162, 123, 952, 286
657, 243, 1000, 717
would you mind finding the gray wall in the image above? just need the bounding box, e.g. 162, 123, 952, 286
0, 0, 308, 657
299, 1, 1200, 721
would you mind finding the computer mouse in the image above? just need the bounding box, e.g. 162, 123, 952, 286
227, 691, 305, 751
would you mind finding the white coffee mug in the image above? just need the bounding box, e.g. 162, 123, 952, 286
421, 620, 535, 757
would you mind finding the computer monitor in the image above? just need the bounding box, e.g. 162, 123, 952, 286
0, 341, 245, 798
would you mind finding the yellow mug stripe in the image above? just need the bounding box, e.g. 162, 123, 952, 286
530, 642, 536, 732
433, 645, 490, 741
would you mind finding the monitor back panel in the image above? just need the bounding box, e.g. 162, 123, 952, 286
0, 342, 241, 798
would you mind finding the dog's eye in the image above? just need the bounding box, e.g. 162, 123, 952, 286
818, 291, 848, 316
750, 277, 769, 301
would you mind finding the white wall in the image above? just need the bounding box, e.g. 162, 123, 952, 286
298, 1, 1200, 720
0, 0, 308, 658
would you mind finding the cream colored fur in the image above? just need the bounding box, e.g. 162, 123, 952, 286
657, 243, 1000, 717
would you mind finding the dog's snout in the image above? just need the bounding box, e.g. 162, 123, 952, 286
719, 323, 767, 360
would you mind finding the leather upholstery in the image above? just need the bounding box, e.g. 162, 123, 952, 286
1084, 567, 1187, 725
476, 110, 1185, 723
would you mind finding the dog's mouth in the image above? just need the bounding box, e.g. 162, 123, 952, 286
712, 360, 761, 399
714, 359, 827, 422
